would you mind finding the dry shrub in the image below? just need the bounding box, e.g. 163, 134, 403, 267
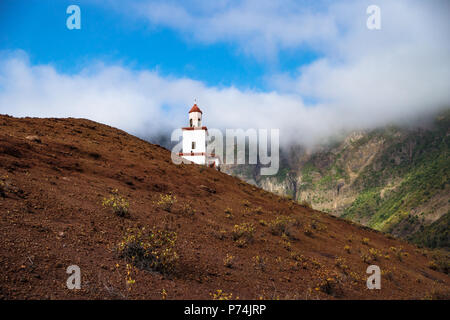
210, 290, 234, 300
428, 250, 449, 274
223, 254, 235, 268
316, 274, 343, 297
224, 208, 233, 219
102, 189, 129, 217
242, 200, 250, 207
390, 246, 408, 262
269, 215, 299, 239
180, 201, 195, 216
299, 200, 312, 208
311, 219, 327, 231
117, 227, 178, 275
251, 206, 263, 215
155, 194, 177, 212
361, 252, 373, 264
0, 180, 5, 197
231, 223, 255, 247
423, 289, 450, 300
304, 228, 313, 237
334, 257, 349, 274
252, 255, 267, 272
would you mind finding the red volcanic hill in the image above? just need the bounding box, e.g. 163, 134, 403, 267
0, 115, 448, 299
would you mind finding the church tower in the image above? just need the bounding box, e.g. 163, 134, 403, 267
188, 103, 202, 128
179, 103, 220, 169
180, 103, 207, 165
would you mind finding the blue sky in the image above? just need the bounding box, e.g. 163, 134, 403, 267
0, 0, 449, 145
0, 0, 318, 90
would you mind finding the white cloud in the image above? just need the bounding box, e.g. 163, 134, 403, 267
128, 0, 450, 59
0, 51, 307, 142
124, 0, 450, 122
130, 0, 340, 59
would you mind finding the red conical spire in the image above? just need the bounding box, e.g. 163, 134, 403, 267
189, 104, 202, 114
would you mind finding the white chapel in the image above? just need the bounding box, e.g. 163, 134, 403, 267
179, 103, 220, 169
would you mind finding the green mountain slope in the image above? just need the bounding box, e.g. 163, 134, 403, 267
223, 110, 450, 249
409, 212, 450, 249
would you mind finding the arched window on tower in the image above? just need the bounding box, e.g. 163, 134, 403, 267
190, 119, 193, 127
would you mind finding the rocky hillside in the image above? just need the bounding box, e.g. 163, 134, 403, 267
1, 115, 449, 299
223, 110, 450, 250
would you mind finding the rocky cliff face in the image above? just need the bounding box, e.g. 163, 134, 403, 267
223, 110, 450, 249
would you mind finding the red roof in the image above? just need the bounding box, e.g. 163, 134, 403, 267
189, 104, 202, 114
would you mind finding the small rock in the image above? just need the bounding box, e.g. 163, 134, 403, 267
25, 135, 41, 143
200, 185, 216, 194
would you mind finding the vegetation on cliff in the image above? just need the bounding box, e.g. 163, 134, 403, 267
225, 110, 450, 250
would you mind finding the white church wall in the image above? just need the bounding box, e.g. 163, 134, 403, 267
182, 129, 206, 153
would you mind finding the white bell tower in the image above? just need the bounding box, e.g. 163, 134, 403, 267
189, 104, 202, 128
180, 103, 207, 165
179, 102, 221, 169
